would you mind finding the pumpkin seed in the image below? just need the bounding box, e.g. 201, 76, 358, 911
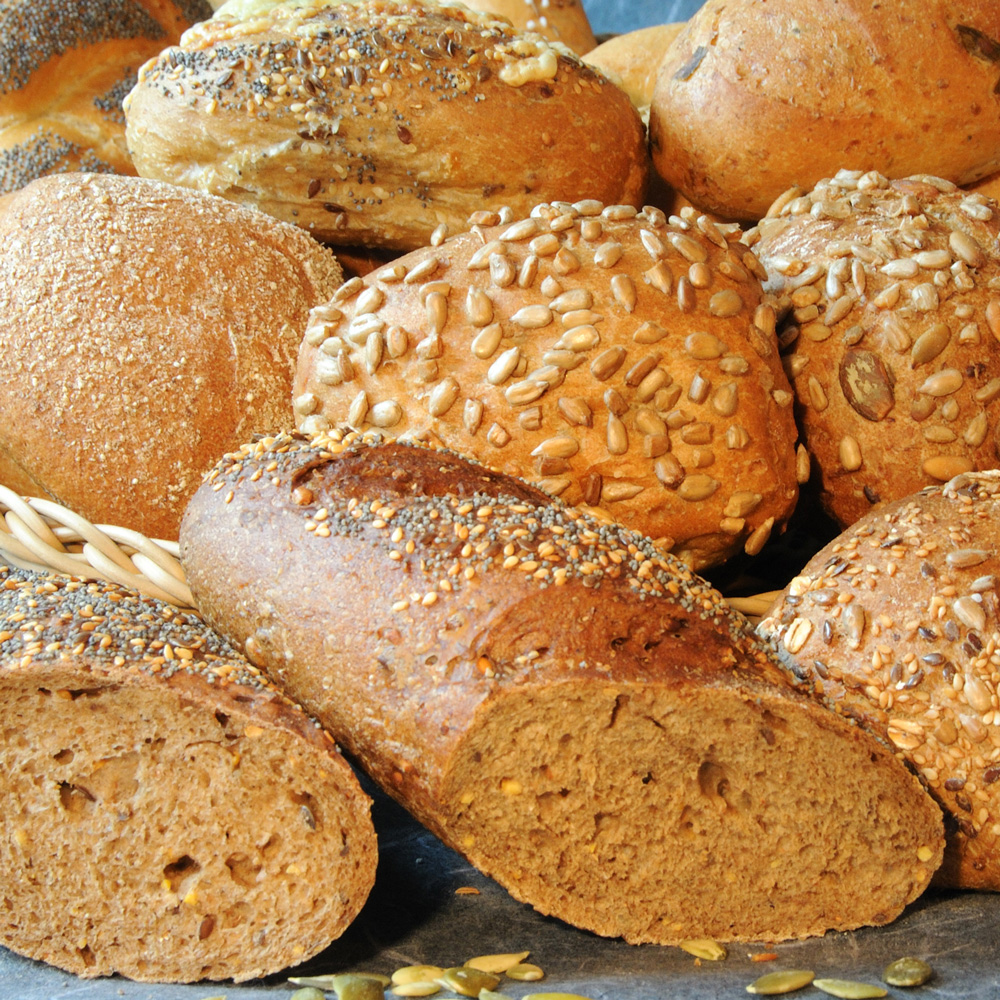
746, 969, 815, 994
464, 952, 530, 975
813, 978, 887, 998
392, 965, 445, 985
437, 966, 501, 996
506, 963, 545, 981
479, 992, 516, 1000
882, 956, 933, 987
679, 939, 727, 961
390, 983, 441, 997
522, 994, 596, 1000
291, 993, 325, 1000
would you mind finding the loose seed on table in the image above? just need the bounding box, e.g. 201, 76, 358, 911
437, 965, 501, 996
464, 952, 530, 974
506, 962, 545, 981
813, 978, 888, 998
679, 939, 727, 961
392, 965, 444, 985
290, 990, 325, 1000
746, 969, 816, 994
882, 956, 934, 987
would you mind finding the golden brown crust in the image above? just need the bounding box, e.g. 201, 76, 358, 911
582, 22, 684, 112
760, 471, 1000, 890
648, 0, 1000, 222
749, 171, 1000, 528
0, 0, 213, 193
465, 0, 596, 55
0, 564, 377, 981
0, 172, 343, 540
179, 430, 944, 946
293, 200, 800, 570
123, 0, 649, 250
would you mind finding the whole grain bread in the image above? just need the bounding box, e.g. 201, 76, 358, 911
179, 430, 944, 946
0, 565, 377, 982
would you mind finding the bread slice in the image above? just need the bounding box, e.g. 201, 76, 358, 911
0, 565, 377, 982
180, 430, 945, 945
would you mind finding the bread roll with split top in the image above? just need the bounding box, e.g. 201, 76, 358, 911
0, 565, 377, 982
123, 0, 648, 251
179, 430, 945, 947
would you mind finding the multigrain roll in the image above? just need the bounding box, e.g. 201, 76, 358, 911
294, 200, 801, 570
0, 172, 342, 540
759, 472, 1000, 890
123, 0, 649, 250
648, 0, 1000, 222
0, 0, 213, 193
0, 564, 377, 982
748, 170, 1000, 529
179, 430, 945, 946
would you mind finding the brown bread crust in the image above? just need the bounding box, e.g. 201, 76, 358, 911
465, 0, 596, 55
293, 201, 801, 570
648, 0, 1000, 222
0, 172, 342, 540
0, 565, 377, 982
760, 471, 1000, 890
0, 0, 213, 193
582, 23, 684, 113
123, 0, 648, 250
749, 171, 1000, 529
180, 430, 944, 946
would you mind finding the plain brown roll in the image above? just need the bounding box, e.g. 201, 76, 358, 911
648, 0, 1000, 222
0, 0, 213, 193
179, 430, 945, 947
0, 565, 377, 982
759, 471, 1000, 891
749, 170, 1000, 529
293, 199, 802, 570
123, 0, 649, 251
582, 22, 684, 112
0, 172, 343, 540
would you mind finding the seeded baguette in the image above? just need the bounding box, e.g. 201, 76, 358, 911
122, 0, 648, 251
0, 171, 342, 540
294, 200, 801, 570
0, 564, 377, 982
648, 0, 1000, 222
0, 0, 213, 193
179, 430, 945, 946
748, 171, 1000, 529
759, 471, 1000, 890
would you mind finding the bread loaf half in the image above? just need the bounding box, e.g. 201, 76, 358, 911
180, 430, 945, 946
648, 0, 1000, 221
0, 564, 377, 982
748, 170, 1000, 529
759, 471, 1000, 891
0, 0, 213, 193
294, 200, 801, 570
123, 0, 648, 250
0, 172, 342, 540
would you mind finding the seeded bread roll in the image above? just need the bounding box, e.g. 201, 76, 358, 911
748, 171, 1000, 529
0, 172, 342, 540
0, 0, 212, 193
463, 0, 596, 55
0, 564, 377, 982
293, 199, 801, 570
123, 0, 648, 251
648, 0, 1000, 222
759, 471, 1000, 891
179, 430, 945, 946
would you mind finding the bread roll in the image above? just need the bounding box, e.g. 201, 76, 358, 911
462, 0, 596, 55
759, 471, 1000, 890
748, 170, 1000, 529
0, 172, 342, 540
0, 0, 213, 193
582, 22, 684, 112
123, 0, 648, 251
0, 564, 377, 981
179, 430, 945, 946
293, 199, 800, 570
648, 0, 1000, 222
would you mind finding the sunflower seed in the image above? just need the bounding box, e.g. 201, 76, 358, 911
918, 369, 963, 397
924, 455, 974, 480
466, 288, 494, 327
950, 230, 984, 267
428, 377, 460, 416
472, 323, 504, 360
783, 618, 814, 654
602, 481, 644, 501
591, 347, 626, 381
594, 241, 624, 268
487, 347, 521, 384
678, 474, 719, 501
606, 414, 628, 454
490, 254, 517, 287
964, 411, 989, 447
679, 939, 727, 961
532, 435, 579, 459
645, 261, 674, 294
709, 289, 743, 317
555, 325, 601, 351
464, 398, 484, 434
840, 435, 863, 471
505, 379, 547, 406
511, 305, 552, 329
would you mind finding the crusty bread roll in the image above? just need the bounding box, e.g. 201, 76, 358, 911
179, 430, 945, 946
0, 564, 377, 982
463, 0, 596, 55
123, 0, 648, 251
0, 172, 342, 540
760, 471, 1000, 891
293, 199, 801, 570
0, 0, 213, 193
649, 0, 1000, 222
748, 170, 1000, 529
582, 22, 684, 112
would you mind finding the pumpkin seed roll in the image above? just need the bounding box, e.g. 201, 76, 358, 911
760, 471, 1000, 890
122, 0, 648, 251
294, 199, 801, 570
0, 0, 213, 193
0, 565, 377, 982
180, 430, 944, 947
749, 171, 1000, 529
